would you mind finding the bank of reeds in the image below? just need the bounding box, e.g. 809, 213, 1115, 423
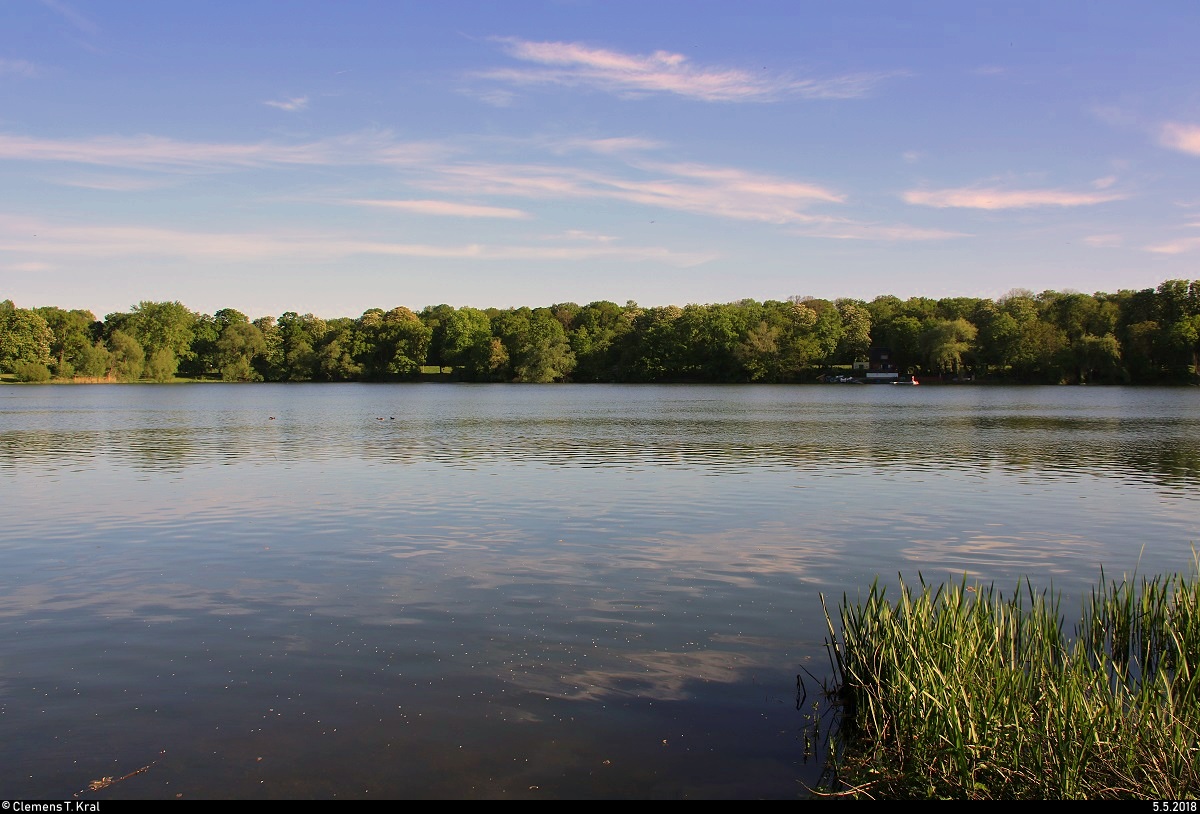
807, 566, 1200, 799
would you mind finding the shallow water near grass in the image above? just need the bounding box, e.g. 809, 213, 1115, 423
1, 383, 1197, 798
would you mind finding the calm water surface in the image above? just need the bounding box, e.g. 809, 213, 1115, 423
1, 384, 1198, 798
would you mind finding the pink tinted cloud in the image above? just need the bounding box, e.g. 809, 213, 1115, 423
0, 132, 442, 171
484, 38, 890, 102
1144, 236, 1200, 255
264, 96, 309, 112
904, 186, 1125, 209
422, 160, 843, 225
795, 221, 970, 241
0, 215, 714, 266
1160, 123, 1200, 156
344, 199, 531, 219
0, 58, 38, 77
1083, 234, 1123, 248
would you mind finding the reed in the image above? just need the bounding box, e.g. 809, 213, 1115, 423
808, 564, 1200, 799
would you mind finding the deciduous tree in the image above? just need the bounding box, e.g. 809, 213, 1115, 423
0, 304, 53, 372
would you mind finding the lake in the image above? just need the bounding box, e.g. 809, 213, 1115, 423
1, 383, 1198, 799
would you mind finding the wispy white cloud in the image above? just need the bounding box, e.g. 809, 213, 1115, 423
343, 199, 531, 219
481, 38, 893, 102
1083, 233, 1123, 248
423, 163, 587, 199
1, 129, 846, 227
647, 162, 843, 202
49, 174, 170, 191
560, 230, 618, 243
2, 128, 860, 235
558, 136, 663, 155
1091, 175, 1117, 190
1144, 236, 1200, 255
0, 215, 715, 266
0, 58, 38, 78
39, 0, 99, 37
1160, 122, 1200, 156
465, 88, 517, 107
0, 131, 444, 172
5, 261, 55, 272
796, 221, 970, 241
422, 159, 844, 225
904, 185, 1125, 209
264, 95, 309, 112
1092, 105, 1135, 128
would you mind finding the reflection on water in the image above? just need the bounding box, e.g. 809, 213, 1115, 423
0, 384, 1198, 798
3, 385, 1199, 491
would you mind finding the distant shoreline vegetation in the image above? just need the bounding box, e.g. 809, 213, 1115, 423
2, 279, 1199, 385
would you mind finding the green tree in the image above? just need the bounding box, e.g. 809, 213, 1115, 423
1010, 319, 1068, 382
441, 307, 497, 380
921, 318, 977, 377
180, 309, 248, 378
1156, 279, 1200, 324
683, 303, 745, 381
144, 348, 178, 382
496, 307, 575, 382
619, 305, 683, 381
776, 300, 824, 378
123, 301, 197, 364
107, 330, 145, 381
0, 305, 54, 372
418, 304, 458, 369
866, 294, 903, 326
34, 306, 96, 376
900, 296, 940, 322
936, 296, 985, 321
76, 342, 111, 379
185, 313, 220, 377
356, 307, 431, 379
549, 302, 581, 332
217, 322, 267, 381
278, 312, 326, 381
568, 301, 630, 382
316, 319, 364, 381
1046, 291, 1116, 342
835, 299, 872, 363
250, 316, 284, 380
1164, 315, 1200, 380
13, 361, 51, 382
736, 319, 783, 381
974, 306, 1021, 376
482, 337, 509, 379
1071, 333, 1123, 383
1120, 320, 1162, 381
795, 299, 844, 367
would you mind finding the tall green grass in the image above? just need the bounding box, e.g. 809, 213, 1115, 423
807, 565, 1200, 799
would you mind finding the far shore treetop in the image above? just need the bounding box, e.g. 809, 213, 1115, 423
1, 279, 1198, 385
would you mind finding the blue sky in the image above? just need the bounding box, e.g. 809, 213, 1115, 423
2, 0, 1199, 319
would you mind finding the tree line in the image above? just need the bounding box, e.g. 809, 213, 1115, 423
2, 279, 1198, 385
